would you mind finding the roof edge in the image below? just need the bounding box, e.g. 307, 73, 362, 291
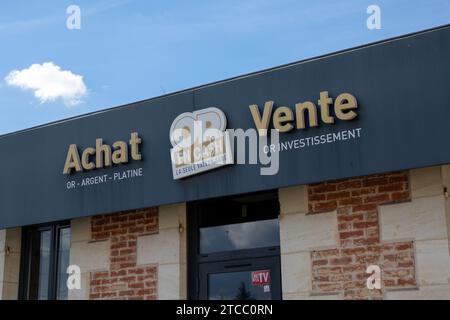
2, 23, 449, 139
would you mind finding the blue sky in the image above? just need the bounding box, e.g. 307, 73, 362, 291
0, 0, 449, 135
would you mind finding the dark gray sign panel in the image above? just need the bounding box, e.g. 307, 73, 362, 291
1, 26, 449, 228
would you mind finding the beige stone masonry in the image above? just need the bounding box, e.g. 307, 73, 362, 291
0, 228, 21, 300
279, 166, 450, 299
69, 217, 110, 300
379, 166, 450, 298
69, 203, 187, 300
137, 203, 187, 300
442, 165, 450, 252
279, 185, 340, 299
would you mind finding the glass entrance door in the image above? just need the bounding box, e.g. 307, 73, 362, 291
188, 190, 282, 300
199, 257, 281, 300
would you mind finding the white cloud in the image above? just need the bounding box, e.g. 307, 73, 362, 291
5, 62, 87, 107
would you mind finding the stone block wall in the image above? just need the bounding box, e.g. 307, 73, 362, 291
279, 166, 450, 299
0, 228, 21, 300
69, 203, 187, 300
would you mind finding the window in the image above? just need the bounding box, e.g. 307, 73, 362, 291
199, 219, 280, 254
196, 191, 280, 256
19, 222, 71, 300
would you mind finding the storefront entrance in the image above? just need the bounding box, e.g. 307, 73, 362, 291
188, 191, 281, 300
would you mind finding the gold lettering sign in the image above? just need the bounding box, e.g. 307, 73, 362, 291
63, 132, 142, 174
249, 91, 358, 134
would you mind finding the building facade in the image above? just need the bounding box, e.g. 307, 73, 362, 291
0, 25, 450, 300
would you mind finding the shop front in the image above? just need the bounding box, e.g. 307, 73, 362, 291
0, 25, 450, 300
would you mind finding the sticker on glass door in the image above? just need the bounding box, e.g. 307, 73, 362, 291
251, 270, 271, 293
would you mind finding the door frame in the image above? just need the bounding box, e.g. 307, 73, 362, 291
187, 191, 281, 300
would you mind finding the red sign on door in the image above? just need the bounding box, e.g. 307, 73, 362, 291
251, 270, 270, 286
